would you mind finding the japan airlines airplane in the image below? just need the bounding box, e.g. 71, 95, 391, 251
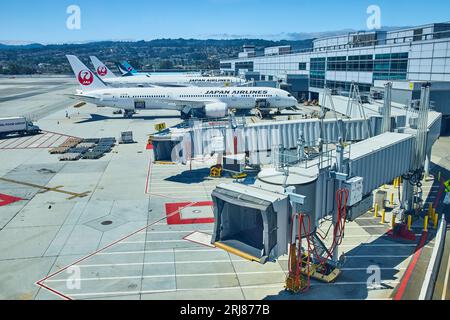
67, 55, 297, 119
89, 56, 244, 87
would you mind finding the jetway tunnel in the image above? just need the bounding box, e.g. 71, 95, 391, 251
211, 185, 288, 263
209, 131, 437, 265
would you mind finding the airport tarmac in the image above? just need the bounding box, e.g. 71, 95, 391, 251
0, 77, 445, 300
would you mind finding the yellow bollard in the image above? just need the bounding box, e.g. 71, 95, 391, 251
424, 216, 429, 232
428, 203, 433, 218
374, 204, 379, 218
434, 213, 439, 229
391, 214, 396, 229
381, 209, 386, 224
407, 215, 412, 231
390, 193, 395, 206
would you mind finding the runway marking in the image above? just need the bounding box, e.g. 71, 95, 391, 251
0, 131, 78, 150
122, 240, 187, 244
71, 259, 409, 269
97, 248, 218, 255
63, 281, 401, 298
13, 134, 43, 149
0, 177, 90, 200
0, 137, 21, 148
36, 201, 203, 300
0, 193, 23, 207
46, 271, 286, 282
136, 229, 212, 235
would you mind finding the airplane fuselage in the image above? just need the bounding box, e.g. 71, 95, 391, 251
75, 86, 297, 114
103, 75, 245, 87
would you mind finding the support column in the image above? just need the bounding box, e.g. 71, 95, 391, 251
424, 147, 432, 178
401, 179, 414, 212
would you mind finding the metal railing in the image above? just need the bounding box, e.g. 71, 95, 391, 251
272, 139, 352, 172
223, 24, 450, 61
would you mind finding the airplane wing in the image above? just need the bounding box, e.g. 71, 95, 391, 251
63, 93, 98, 102
149, 82, 192, 88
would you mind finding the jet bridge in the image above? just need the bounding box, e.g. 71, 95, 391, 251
210, 131, 418, 264
150, 110, 441, 166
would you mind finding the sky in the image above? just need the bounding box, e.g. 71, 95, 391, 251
0, 0, 450, 44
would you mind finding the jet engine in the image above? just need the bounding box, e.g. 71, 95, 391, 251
204, 102, 228, 118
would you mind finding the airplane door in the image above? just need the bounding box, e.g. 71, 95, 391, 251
135, 101, 146, 109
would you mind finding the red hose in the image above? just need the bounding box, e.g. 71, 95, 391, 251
311, 188, 349, 267
288, 187, 349, 292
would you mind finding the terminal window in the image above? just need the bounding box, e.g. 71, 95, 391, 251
374, 52, 408, 80
310, 58, 326, 89
298, 62, 307, 71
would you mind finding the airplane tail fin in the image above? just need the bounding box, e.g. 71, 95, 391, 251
66, 55, 107, 91
117, 61, 138, 76
90, 56, 116, 79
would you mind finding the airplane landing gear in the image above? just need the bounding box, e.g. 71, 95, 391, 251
123, 110, 135, 118
255, 108, 271, 120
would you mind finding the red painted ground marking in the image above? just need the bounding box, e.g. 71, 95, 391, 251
12, 134, 41, 149
0, 137, 21, 149
393, 231, 428, 300
41, 130, 80, 139
165, 202, 215, 225
36, 133, 56, 148
387, 224, 416, 242
0, 193, 23, 206
36, 201, 199, 300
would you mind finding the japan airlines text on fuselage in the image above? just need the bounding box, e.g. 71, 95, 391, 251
103, 74, 245, 87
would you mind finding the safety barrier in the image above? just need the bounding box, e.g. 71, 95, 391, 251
419, 214, 447, 300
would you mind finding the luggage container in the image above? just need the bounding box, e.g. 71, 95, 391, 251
60, 138, 82, 148
119, 131, 135, 144
69, 147, 90, 154
77, 142, 96, 149
49, 146, 70, 154
82, 151, 104, 159
58, 153, 81, 161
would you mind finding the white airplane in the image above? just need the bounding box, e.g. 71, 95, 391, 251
67, 55, 297, 119
89, 56, 245, 88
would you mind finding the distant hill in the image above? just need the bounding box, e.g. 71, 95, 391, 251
0, 38, 314, 75
0, 38, 313, 50
0, 43, 45, 50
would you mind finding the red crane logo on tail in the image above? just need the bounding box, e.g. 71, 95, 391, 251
97, 66, 108, 76
77, 70, 94, 86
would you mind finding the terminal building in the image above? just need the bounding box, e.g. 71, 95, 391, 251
220, 22, 450, 133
